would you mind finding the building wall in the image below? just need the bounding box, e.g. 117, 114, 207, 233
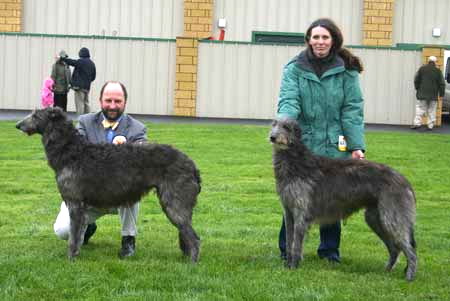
394, 0, 450, 45
173, 0, 214, 117
0, 32, 424, 124
362, 0, 394, 46
196, 41, 421, 125
196, 42, 298, 119
19, 0, 450, 46
0, 0, 21, 32
183, 0, 213, 39
5, 1, 450, 124
22, 0, 184, 39
0, 33, 176, 115
213, 0, 363, 44
356, 47, 420, 124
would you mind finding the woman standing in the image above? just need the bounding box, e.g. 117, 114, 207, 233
277, 18, 365, 263
51, 50, 72, 111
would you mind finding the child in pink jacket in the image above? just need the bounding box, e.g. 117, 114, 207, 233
41, 77, 54, 108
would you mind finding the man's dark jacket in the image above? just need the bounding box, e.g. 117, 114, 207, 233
414, 62, 445, 101
62, 47, 96, 91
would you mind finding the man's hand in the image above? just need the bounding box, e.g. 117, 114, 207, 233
112, 136, 127, 145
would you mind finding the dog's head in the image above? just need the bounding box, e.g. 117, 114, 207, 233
269, 118, 302, 150
16, 107, 66, 135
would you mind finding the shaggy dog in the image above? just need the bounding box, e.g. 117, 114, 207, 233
270, 118, 417, 281
16, 107, 201, 262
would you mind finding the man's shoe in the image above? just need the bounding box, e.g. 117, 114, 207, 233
83, 223, 97, 245
319, 253, 341, 263
280, 252, 287, 261
119, 236, 136, 259
410, 125, 420, 129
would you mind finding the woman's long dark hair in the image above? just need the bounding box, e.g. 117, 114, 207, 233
305, 18, 363, 73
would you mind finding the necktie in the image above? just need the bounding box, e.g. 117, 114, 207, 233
102, 119, 119, 143
102, 119, 119, 130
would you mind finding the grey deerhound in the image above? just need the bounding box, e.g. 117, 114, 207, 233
270, 118, 417, 281
16, 107, 201, 262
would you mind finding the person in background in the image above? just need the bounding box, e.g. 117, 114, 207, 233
51, 50, 72, 112
411, 56, 445, 131
60, 47, 96, 115
276, 18, 365, 263
53, 81, 147, 258
40, 77, 54, 109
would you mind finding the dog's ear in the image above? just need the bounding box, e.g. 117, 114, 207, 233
290, 120, 302, 140
46, 107, 64, 121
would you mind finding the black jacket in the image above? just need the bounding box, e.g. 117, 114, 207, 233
414, 62, 445, 100
62, 47, 96, 91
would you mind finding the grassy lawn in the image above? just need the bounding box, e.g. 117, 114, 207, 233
0, 120, 449, 300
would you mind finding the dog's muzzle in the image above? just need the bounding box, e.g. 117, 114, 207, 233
16, 119, 35, 135
16, 120, 25, 132
270, 134, 289, 150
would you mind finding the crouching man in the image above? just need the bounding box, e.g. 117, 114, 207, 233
53, 81, 147, 258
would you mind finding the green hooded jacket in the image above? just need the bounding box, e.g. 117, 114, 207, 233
51, 60, 72, 94
277, 50, 365, 159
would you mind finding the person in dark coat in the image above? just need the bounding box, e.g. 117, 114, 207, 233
411, 56, 445, 130
51, 50, 71, 112
60, 47, 96, 115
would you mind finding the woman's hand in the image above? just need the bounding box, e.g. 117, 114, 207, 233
351, 149, 365, 160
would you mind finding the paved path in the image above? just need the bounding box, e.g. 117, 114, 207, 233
2, 109, 449, 134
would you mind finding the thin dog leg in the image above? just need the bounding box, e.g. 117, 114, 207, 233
376, 198, 417, 281
178, 222, 201, 260
67, 205, 88, 260
283, 210, 295, 267
159, 190, 200, 263
288, 213, 308, 269
178, 232, 189, 256
178, 225, 200, 262
364, 208, 400, 271
398, 234, 417, 281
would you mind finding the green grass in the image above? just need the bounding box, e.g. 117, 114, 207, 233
0, 120, 449, 300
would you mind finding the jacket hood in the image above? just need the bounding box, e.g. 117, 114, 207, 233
79, 47, 90, 58
59, 50, 68, 58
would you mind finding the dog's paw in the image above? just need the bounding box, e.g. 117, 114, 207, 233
68, 249, 80, 261
286, 259, 300, 269
404, 265, 416, 282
